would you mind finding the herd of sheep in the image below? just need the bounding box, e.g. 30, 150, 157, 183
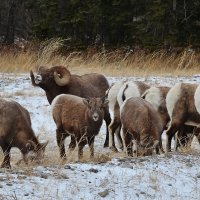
0, 66, 200, 168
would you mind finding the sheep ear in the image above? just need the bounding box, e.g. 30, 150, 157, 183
101, 96, 109, 107
83, 97, 90, 106
103, 99, 109, 107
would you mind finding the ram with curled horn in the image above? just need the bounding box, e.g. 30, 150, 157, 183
30, 65, 111, 148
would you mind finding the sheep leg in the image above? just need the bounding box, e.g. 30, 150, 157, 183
103, 106, 112, 148
108, 120, 121, 152
78, 138, 87, 160
56, 130, 67, 159
123, 129, 133, 156
88, 136, 95, 158
1, 146, 11, 168
194, 127, 200, 144
193, 127, 200, 144
166, 123, 182, 153
175, 125, 193, 150
68, 135, 76, 151
116, 126, 123, 150
159, 140, 165, 154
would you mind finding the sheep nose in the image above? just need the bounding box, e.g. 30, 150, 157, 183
93, 113, 99, 121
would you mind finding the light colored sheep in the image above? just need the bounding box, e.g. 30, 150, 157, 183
165, 83, 200, 152
107, 81, 150, 152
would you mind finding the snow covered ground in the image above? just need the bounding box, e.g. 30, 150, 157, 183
0, 73, 200, 200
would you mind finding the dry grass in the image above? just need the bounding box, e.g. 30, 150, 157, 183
0, 38, 200, 76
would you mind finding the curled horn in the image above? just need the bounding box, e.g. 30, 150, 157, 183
53, 66, 71, 86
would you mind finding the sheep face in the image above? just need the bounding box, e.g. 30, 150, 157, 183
83, 97, 109, 123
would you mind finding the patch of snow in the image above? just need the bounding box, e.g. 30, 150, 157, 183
0, 73, 200, 199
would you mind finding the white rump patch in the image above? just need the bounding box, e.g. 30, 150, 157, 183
144, 87, 161, 111
107, 81, 124, 112
194, 85, 200, 115
117, 81, 140, 107
166, 83, 182, 119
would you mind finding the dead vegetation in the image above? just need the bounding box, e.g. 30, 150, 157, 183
0, 39, 200, 76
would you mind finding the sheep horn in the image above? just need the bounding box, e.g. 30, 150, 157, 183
53, 66, 71, 86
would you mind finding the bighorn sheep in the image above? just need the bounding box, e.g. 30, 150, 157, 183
165, 83, 200, 152
120, 97, 163, 156
0, 98, 48, 168
142, 86, 196, 150
30, 66, 111, 148
107, 81, 150, 152
142, 86, 170, 129
51, 94, 108, 159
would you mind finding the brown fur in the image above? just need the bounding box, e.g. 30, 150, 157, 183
142, 86, 197, 151
136, 81, 151, 96
166, 83, 200, 152
0, 98, 47, 168
30, 66, 111, 148
108, 81, 150, 152
52, 94, 108, 159
121, 97, 163, 156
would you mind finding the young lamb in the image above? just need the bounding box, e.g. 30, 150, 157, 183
107, 81, 150, 152
165, 83, 200, 152
51, 94, 108, 160
120, 97, 164, 156
0, 98, 48, 168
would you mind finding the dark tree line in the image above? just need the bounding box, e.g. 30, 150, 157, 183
0, 0, 200, 49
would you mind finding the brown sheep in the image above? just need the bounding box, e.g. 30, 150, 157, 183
51, 94, 108, 159
0, 98, 48, 168
165, 83, 200, 152
30, 66, 111, 148
107, 81, 150, 152
142, 85, 197, 151
120, 97, 164, 156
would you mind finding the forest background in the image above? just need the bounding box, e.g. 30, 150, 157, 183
0, 0, 200, 75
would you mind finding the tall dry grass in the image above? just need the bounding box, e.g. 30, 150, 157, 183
0, 38, 200, 76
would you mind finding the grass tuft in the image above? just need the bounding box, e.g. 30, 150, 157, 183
0, 40, 200, 76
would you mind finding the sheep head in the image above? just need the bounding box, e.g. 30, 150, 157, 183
24, 140, 48, 163
30, 66, 71, 88
83, 96, 109, 122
